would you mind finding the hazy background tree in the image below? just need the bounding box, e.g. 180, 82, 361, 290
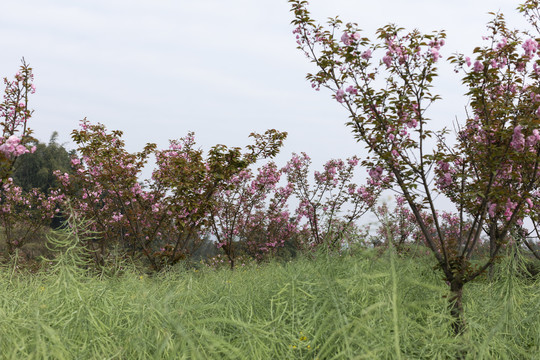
12, 131, 73, 193
12, 131, 73, 228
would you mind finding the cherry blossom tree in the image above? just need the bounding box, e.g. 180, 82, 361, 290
0, 60, 61, 258
210, 162, 298, 268
283, 152, 380, 250
290, 0, 540, 334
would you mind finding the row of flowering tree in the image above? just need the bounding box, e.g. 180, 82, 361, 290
0, 59, 382, 270
289, 0, 540, 335
54, 119, 380, 270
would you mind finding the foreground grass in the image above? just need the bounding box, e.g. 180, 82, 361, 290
0, 246, 539, 359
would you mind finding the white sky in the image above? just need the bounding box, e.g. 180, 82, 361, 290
0, 0, 528, 175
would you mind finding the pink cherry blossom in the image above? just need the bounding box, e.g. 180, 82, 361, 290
361, 49, 372, 60
335, 88, 345, 103
473, 60, 484, 72
341, 33, 351, 45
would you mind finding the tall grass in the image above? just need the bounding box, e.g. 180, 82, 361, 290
0, 229, 538, 359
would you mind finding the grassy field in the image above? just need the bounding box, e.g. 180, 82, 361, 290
1, 237, 539, 359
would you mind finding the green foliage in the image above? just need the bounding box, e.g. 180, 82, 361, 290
0, 249, 538, 358
12, 132, 73, 193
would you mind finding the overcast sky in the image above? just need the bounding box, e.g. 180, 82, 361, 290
0, 0, 528, 175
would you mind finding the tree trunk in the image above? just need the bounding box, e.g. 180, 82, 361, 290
449, 279, 465, 336
488, 222, 496, 280
449, 278, 468, 359
226, 243, 235, 270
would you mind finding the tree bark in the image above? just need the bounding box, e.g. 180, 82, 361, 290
489, 222, 496, 280
449, 279, 465, 336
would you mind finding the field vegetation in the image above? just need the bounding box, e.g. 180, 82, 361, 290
1, 222, 538, 359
